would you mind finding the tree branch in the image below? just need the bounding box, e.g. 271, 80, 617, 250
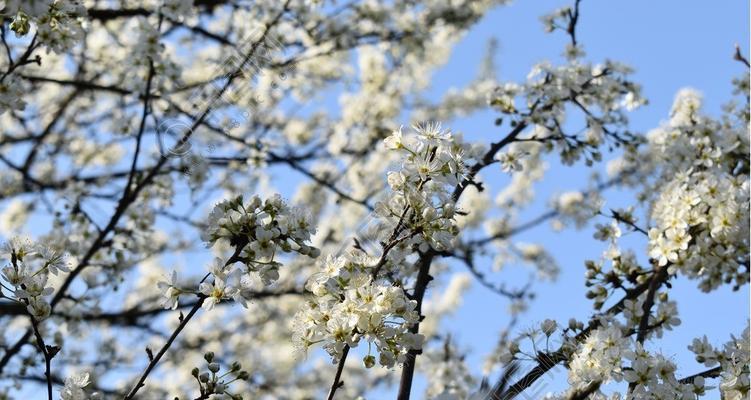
326, 345, 350, 400
495, 279, 652, 399
123, 297, 206, 399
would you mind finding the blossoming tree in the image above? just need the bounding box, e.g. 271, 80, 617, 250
0, 0, 748, 399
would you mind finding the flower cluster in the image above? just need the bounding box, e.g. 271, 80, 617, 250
563, 322, 707, 399
645, 89, 749, 291
295, 251, 423, 368
504, 81, 749, 398
376, 123, 484, 257
189, 352, 251, 400
689, 324, 750, 400
7, 0, 86, 54
568, 323, 630, 385
622, 344, 708, 399
203, 194, 318, 276
489, 60, 645, 166
494, 313, 702, 399
293, 124, 481, 369
0, 237, 68, 320
123, 18, 183, 93
3, 0, 51, 18
159, 194, 318, 310
422, 341, 476, 400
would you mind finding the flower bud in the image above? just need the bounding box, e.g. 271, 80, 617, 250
309, 247, 321, 258
541, 319, 557, 336
509, 341, 520, 354
208, 362, 220, 373
443, 203, 455, 218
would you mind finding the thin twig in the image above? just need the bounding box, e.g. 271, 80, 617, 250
734, 44, 750, 68
29, 315, 53, 400
123, 297, 206, 399
496, 279, 653, 399
124, 240, 247, 398
396, 252, 434, 400
325, 345, 350, 400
